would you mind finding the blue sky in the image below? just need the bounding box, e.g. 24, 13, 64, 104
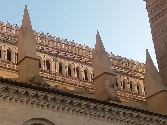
0, 1, 157, 66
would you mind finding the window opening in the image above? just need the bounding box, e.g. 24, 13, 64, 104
68, 66, 71, 76
84, 70, 88, 80
46, 60, 50, 70
7, 49, 11, 61
59, 63, 63, 74
76, 68, 79, 78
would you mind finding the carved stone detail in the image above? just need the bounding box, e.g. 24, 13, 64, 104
0, 82, 165, 125
0, 20, 146, 102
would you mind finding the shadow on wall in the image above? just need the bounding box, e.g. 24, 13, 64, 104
22, 118, 55, 125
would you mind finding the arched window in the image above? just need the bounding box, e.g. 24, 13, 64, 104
38, 56, 42, 69
7, 49, 12, 61
0, 49, 1, 58
76, 67, 79, 78
84, 70, 88, 80
123, 80, 126, 89
68, 66, 71, 76
59, 63, 63, 74
46, 60, 50, 70
130, 82, 133, 91
137, 84, 140, 93
22, 118, 55, 125
39, 60, 41, 68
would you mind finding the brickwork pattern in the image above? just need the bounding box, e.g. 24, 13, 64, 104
146, 0, 167, 86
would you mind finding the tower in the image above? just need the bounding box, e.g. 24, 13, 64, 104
144, 0, 167, 86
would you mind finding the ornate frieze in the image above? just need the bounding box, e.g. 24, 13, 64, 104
0, 81, 165, 125
0, 20, 146, 102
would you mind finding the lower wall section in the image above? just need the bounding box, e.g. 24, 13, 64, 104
0, 100, 122, 125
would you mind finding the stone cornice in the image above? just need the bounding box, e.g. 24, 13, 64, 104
117, 90, 146, 102
39, 69, 94, 90
0, 78, 166, 125
0, 53, 146, 102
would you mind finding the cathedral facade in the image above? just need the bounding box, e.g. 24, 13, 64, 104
0, 1, 167, 125
0, 10, 146, 109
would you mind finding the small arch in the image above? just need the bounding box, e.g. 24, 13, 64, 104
38, 56, 42, 69
22, 118, 55, 125
46, 60, 50, 71
0, 47, 2, 58
59, 63, 63, 74
68, 65, 72, 76
122, 80, 126, 89
84, 70, 88, 80
7, 49, 12, 61
130, 81, 133, 91
76, 67, 80, 78
123, 81, 125, 89
137, 84, 140, 94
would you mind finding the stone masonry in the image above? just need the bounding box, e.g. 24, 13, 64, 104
0, 3, 167, 125
0, 20, 146, 108
144, 0, 167, 86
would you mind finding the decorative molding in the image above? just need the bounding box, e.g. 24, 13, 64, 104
0, 81, 166, 125
0, 21, 146, 102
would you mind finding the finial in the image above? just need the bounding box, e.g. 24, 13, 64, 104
21, 5, 32, 28
146, 49, 148, 53
97, 30, 99, 35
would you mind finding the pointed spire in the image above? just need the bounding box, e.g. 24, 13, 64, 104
144, 49, 167, 98
93, 31, 120, 102
17, 5, 41, 83
21, 5, 32, 29
93, 30, 116, 78
95, 30, 106, 56
17, 5, 38, 62
145, 49, 161, 85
